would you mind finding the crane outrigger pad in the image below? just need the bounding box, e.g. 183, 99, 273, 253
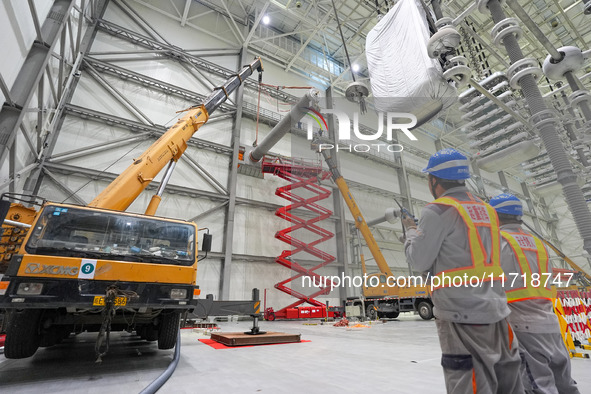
210, 331, 301, 347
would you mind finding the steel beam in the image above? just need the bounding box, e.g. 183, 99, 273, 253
520, 182, 543, 233
0, 73, 14, 106
43, 168, 87, 205
538, 196, 562, 248
9, 140, 15, 194
180, 0, 191, 26
27, 0, 44, 42
189, 201, 229, 223
130, 0, 237, 46
326, 86, 350, 301
470, 163, 488, 197
220, 47, 247, 300
220, 0, 245, 43
114, 0, 172, 44
19, 125, 37, 157
83, 57, 234, 113
244, 1, 270, 46
84, 62, 155, 125
62, 104, 233, 154
285, 11, 334, 72
50, 133, 151, 163
44, 161, 230, 202
180, 155, 229, 196
22, 1, 110, 197
0, 0, 77, 168
95, 19, 295, 103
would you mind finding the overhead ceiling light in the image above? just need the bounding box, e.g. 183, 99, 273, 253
352, 64, 360, 72
262, 15, 270, 25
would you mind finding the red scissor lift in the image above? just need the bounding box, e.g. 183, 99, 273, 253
261, 157, 341, 320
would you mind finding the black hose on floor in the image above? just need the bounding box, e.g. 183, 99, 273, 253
139, 327, 181, 394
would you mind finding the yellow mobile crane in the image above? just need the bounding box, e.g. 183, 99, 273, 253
317, 145, 433, 320
0, 58, 263, 359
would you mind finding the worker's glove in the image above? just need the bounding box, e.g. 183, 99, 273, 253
401, 213, 417, 231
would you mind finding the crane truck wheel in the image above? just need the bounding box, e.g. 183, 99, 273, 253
40, 326, 61, 348
417, 301, 434, 320
366, 304, 378, 320
138, 324, 158, 341
157, 310, 180, 350
4, 309, 42, 359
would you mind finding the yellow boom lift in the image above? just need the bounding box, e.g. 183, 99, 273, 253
0, 58, 263, 359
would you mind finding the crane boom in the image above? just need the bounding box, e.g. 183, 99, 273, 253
319, 147, 394, 278
88, 57, 263, 212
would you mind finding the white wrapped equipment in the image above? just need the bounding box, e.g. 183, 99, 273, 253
366, 0, 457, 127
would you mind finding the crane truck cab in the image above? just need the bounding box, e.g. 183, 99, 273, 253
0, 200, 206, 359
0, 57, 262, 359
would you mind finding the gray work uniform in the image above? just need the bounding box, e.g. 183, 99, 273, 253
500, 223, 579, 394
405, 187, 523, 394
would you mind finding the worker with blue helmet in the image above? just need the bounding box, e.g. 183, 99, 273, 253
403, 148, 524, 393
421, 148, 471, 200
489, 193, 523, 217
422, 147, 471, 179
490, 193, 580, 394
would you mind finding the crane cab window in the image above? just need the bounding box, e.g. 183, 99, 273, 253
25, 205, 196, 266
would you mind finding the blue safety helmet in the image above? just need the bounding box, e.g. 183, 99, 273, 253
422, 148, 471, 180
489, 193, 523, 216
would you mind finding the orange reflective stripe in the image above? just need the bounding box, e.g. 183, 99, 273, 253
507, 321, 514, 349
429, 195, 503, 290
502, 230, 552, 302
472, 369, 477, 394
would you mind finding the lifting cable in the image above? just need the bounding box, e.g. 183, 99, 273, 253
330, 0, 356, 83
252, 82, 314, 147
94, 286, 139, 363
61, 139, 145, 204
94, 287, 118, 363
255, 82, 262, 147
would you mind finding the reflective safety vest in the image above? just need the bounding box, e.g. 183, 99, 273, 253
501, 229, 552, 303
430, 194, 504, 290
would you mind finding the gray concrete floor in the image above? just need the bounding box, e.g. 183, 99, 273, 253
1, 315, 590, 393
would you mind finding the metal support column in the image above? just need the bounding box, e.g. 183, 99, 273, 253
220, 46, 247, 300
470, 162, 488, 197
22, 0, 110, 197
326, 87, 350, 301
434, 138, 443, 151
0, 0, 77, 168
538, 196, 562, 249
520, 182, 543, 233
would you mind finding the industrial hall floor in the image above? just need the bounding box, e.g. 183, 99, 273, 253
1, 314, 590, 393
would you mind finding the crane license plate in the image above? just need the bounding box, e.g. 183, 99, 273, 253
93, 296, 127, 306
